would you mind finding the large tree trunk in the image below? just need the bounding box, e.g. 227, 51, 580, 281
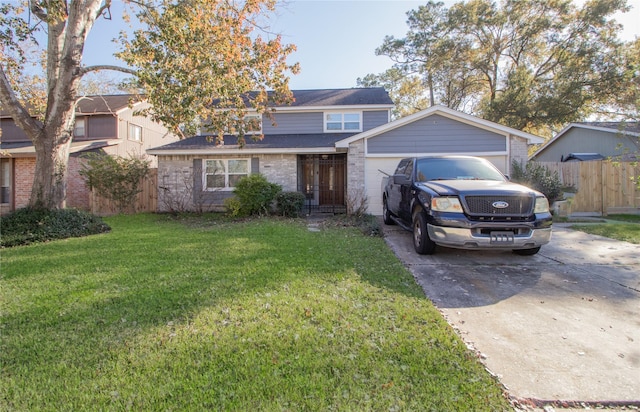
30, 130, 73, 209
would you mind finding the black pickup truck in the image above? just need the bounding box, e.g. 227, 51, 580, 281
382, 156, 552, 255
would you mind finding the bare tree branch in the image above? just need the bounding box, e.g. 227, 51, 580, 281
79, 65, 137, 76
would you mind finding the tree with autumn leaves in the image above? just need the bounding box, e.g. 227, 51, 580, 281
0, 0, 298, 210
359, 0, 639, 136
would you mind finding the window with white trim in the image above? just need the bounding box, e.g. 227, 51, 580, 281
129, 124, 142, 142
324, 112, 362, 132
224, 114, 263, 135
74, 118, 86, 137
244, 114, 262, 135
203, 159, 249, 190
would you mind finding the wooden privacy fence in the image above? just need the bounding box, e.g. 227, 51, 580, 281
537, 161, 640, 215
89, 169, 158, 215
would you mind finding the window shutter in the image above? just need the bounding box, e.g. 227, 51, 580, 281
193, 159, 203, 192
251, 157, 259, 173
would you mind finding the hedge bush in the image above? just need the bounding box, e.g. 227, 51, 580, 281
230, 174, 282, 216
1, 208, 111, 247
511, 160, 563, 203
276, 191, 306, 217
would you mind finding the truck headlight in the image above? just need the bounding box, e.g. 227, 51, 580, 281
534, 196, 550, 213
431, 197, 463, 212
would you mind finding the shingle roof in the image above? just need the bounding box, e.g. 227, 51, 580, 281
287, 88, 393, 107
1, 94, 142, 117
217, 88, 393, 108
575, 121, 640, 135
2, 89, 392, 118
75, 95, 142, 114
149, 133, 358, 152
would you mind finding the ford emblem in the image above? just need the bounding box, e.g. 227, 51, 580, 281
492, 201, 509, 209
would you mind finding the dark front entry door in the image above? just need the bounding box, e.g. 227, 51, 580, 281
319, 156, 345, 206
299, 154, 346, 212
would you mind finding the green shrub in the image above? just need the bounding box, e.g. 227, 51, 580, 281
232, 174, 282, 216
79, 153, 151, 213
276, 191, 306, 217
0, 208, 111, 247
511, 160, 563, 202
223, 197, 244, 217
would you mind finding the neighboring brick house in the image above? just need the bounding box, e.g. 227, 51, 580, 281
0, 95, 179, 214
147, 88, 543, 215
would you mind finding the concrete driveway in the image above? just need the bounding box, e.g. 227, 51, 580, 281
381, 221, 640, 409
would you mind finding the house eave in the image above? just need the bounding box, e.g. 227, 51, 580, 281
1, 139, 120, 157
273, 104, 394, 113
147, 147, 341, 156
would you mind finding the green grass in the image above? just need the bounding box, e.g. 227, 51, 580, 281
1, 214, 511, 411
569, 214, 640, 244
570, 221, 640, 244
605, 214, 640, 223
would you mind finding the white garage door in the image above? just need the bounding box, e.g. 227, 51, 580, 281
364, 155, 508, 216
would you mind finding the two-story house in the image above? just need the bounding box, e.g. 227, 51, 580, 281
0, 95, 179, 214
148, 88, 544, 215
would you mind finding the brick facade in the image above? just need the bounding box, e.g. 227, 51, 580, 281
14, 158, 35, 209
259, 154, 297, 192
3, 156, 106, 212
509, 135, 530, 173
347, 140, 365, 200
157, 154, 299, 212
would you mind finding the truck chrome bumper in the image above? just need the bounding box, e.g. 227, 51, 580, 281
427, 224, 552, 250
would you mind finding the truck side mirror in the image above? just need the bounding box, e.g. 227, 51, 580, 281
393, 174, 409, 185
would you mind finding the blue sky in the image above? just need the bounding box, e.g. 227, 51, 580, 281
83, 0, 640, 91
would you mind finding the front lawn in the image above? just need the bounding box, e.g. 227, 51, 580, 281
568, 214, 640, 244
1, 214, 511, 411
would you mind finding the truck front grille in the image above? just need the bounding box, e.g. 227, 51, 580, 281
463, 195, 534, 216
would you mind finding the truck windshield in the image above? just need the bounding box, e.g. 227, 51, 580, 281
415, 158, 506, 182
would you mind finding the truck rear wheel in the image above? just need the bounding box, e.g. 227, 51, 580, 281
413, 211, 436, 255
382, 197, 394, 225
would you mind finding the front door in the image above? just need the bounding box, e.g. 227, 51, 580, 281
299, 154, 346, 211
319, 155, 345, 206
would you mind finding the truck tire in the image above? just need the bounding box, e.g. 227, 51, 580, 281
412, 211, 436, 255
512, 247, 541, 256
382, 197, 394, 225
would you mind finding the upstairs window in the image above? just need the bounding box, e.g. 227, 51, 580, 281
225, 114, 262, 135
74, 118, 86, 137
244, 114, 262, 135
129, 124, 142, 142
203, 159, 249, 190
324, 112, 362, 132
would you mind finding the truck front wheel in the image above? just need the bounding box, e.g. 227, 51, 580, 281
412, 211, 436, 255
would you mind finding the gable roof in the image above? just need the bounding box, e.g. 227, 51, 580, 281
335, 105, 544, 148
529, 121, 640, 159
75, 94, 144, 115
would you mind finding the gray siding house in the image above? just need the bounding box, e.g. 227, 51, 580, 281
530, 122, 640, 162
147, 89, 544, 215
